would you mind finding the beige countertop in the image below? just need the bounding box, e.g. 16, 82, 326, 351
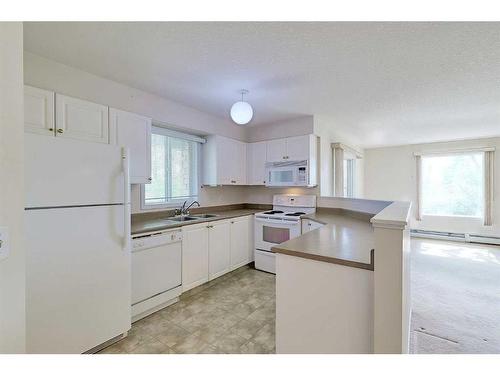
272, 209, 375, 270
131, 206, 266, 235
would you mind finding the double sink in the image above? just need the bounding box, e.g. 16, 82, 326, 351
167, 213, 219, 222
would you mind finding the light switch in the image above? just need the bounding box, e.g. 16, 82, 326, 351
0, 227, 9, 261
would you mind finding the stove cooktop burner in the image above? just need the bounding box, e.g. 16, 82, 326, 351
263, 210, 284, 214
285, 212, 306, 216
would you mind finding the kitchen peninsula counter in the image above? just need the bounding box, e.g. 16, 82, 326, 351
272, 209, 375, 270
274, 200, 412, 354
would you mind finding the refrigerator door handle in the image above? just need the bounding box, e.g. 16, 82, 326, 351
122, 147, 131, 251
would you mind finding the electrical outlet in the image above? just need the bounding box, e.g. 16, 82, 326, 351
0, 227, 9, 261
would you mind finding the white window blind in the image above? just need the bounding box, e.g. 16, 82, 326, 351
142, 126, 202, 208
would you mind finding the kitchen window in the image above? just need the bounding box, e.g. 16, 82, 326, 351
141, 126, 203, 208
418, 151, 489, 219
333, 143, 361, 198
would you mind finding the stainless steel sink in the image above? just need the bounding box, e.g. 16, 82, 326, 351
169, 216, 200, 222
192, 214, 219, 219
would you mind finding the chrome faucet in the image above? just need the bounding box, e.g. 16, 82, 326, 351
179, 200, 200, 216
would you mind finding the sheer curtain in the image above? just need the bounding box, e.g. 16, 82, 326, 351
484, 150, 494, 226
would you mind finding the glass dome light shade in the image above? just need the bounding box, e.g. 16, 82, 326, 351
230, 100, 253, 125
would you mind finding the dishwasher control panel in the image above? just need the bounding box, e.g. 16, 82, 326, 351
132, 230, 182, 251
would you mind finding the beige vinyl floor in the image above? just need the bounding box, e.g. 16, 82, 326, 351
98, 265, 276, 354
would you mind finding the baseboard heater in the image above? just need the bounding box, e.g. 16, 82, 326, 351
411, 229, 500, 246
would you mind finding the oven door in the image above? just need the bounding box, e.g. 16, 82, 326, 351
254, 216, 301, 252
266, 167, 297, 187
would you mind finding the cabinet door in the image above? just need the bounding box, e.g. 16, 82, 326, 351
216, 136, 233, 185
109, 108, 152, 184
301, 219, 324, 234
230, 216, 252, 270
182, 224, 209, 292
24, 86, 55, 136
234, 140, 247, 185
286, 135, 310, 161
55, 94, 109, 144
266, 138, 287, 162
247, 141, 267, 185
208, 220, 231, 280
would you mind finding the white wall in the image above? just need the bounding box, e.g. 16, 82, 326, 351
364, 137, 500, 236
0, 22, 26, 353
245, 186, 319, 205
245, 116, 314, 143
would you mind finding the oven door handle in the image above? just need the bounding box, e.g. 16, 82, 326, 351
255, 217, 299, 225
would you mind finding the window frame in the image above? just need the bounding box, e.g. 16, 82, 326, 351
140, 127, 202, 210
417, 150, 486, 220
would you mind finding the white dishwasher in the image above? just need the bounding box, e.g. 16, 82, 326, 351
131, 229, 182, 322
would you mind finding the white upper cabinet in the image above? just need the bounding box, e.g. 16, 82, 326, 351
247, 141, 267, 185
202, 135, 247, 186
286, 135, 312, 161
109, 108, 152, 184
24, 85, 55, 136
55, 94, 109, 144
266, 134, 315, 162
266, 138, 288, 162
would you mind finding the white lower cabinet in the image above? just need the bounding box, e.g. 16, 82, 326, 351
230, 215, 254, 270
182, 215, 254, 292
301, 219, 325, 233
208, 220, 231, 280
182, 222, 209, 292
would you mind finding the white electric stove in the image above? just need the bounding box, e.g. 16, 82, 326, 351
254, 194, 316, 274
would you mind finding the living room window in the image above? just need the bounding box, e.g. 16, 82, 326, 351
417, 150, 494, 221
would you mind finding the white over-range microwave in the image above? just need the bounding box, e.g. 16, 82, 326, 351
265, 160, 309, 187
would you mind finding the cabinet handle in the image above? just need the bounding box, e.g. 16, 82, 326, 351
48, 128, 54, 132
148, 177, 152, 181
57, 129, 64, 134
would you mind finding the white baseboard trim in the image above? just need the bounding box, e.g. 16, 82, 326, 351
411, 229, 500, 246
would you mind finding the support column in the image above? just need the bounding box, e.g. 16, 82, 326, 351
371, 202, 411, 354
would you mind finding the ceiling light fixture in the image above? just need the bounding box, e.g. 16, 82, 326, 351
230, 89, 253, 125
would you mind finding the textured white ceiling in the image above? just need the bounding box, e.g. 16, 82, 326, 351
23, 22, 500, 147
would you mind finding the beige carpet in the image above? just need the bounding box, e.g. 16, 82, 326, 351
410, 238, 500, 354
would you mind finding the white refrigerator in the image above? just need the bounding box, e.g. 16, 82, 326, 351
24, 133, 131, 353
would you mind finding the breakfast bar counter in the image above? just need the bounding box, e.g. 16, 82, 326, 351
272, 210, 375, 270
